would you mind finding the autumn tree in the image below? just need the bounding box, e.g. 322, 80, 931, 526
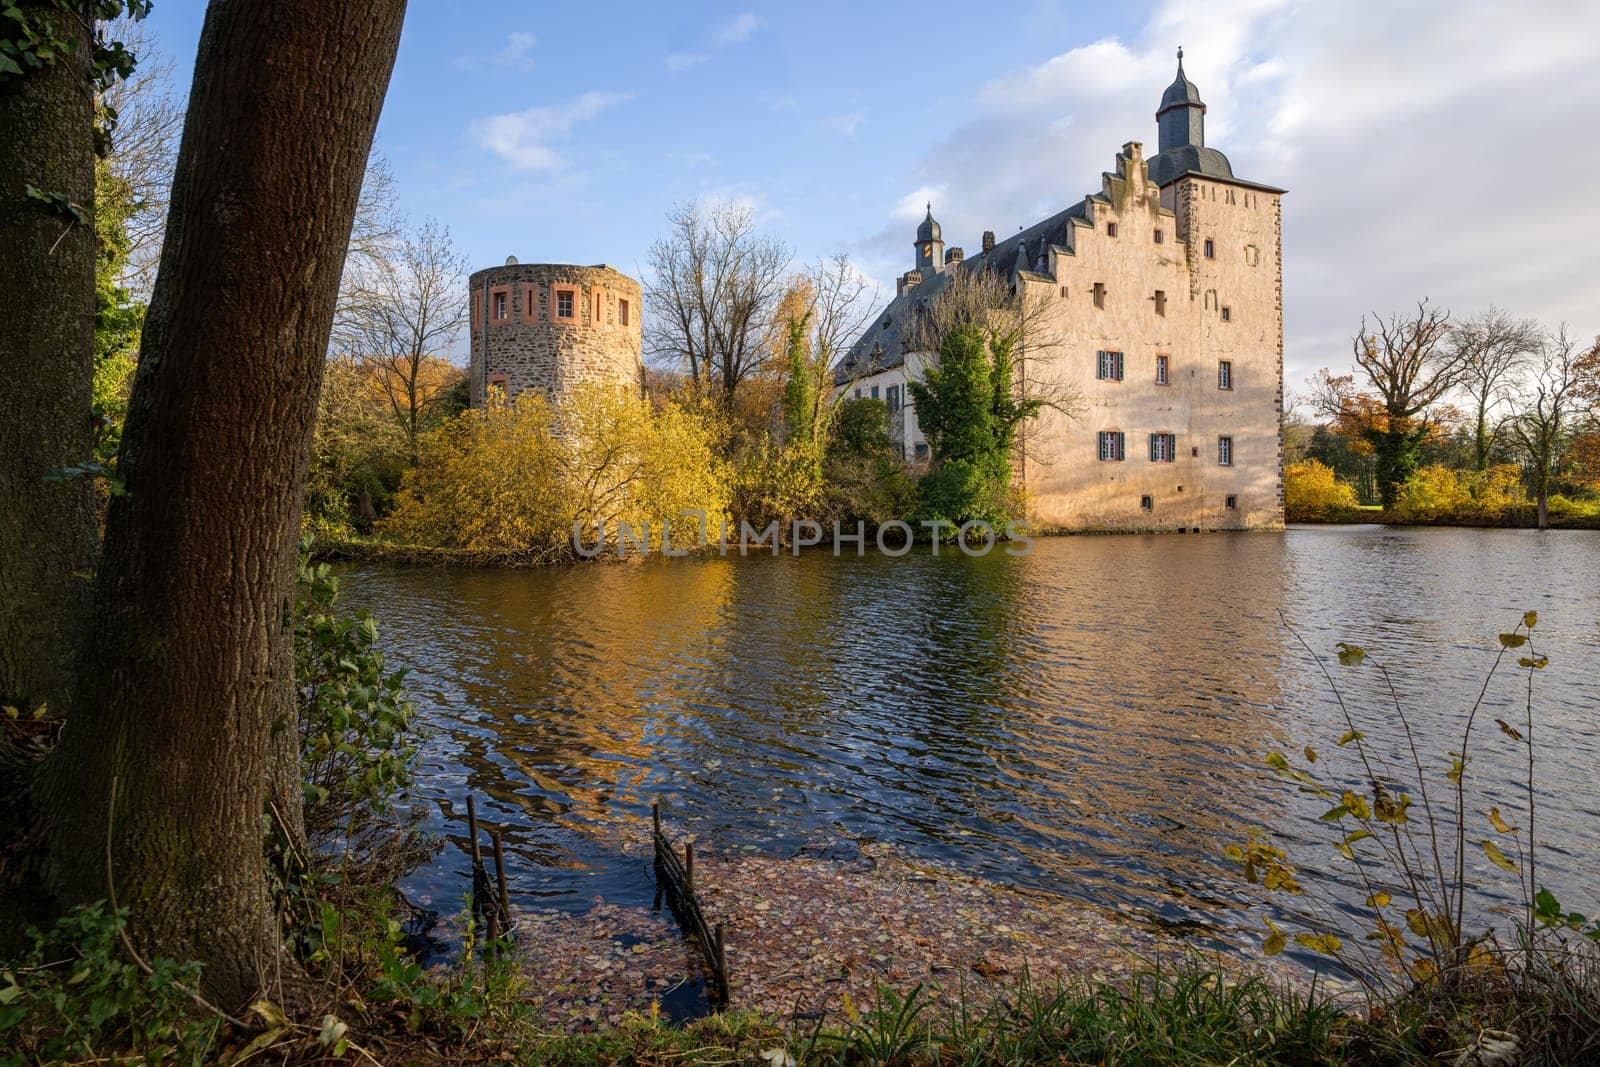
1313, 301, 1463, 509
775, 255, 877, 448
40, 0, 406, 1010
1506, 327, 1598, 529
335, 218, 468, 463
1451, 306, 1540, 471
644, 199, 790, 406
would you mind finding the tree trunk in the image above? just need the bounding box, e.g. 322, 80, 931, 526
0, 2, 100, 716
42, 0, 405, 1011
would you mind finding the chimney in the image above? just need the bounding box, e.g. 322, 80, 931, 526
897, 269, 923, 298
944, 246, 964, 265
982, 230, 996, 253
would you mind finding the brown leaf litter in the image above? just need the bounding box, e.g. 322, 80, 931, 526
510, 835, 1301, 1030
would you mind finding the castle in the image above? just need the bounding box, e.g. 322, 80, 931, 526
835, 52, 1285, 531
467, 259, 644, 408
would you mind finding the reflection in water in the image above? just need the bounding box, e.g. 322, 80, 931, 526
339, 527, 1600, 962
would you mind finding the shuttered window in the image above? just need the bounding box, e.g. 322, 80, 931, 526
1096, 349, 1124, 381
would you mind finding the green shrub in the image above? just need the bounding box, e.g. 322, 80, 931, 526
0, 903, 218, 1066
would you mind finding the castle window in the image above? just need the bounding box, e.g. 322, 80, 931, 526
1092, 282, 1106, 309
1221, 305, 1232, 322
870, 385, 880, 400
1218, 436, 1234, 466
594, 288, 606, 325
521, 284, 538, 323
887, 385, 900, 412
1106, 221, 1117, 237
1218, 360, 1233, 390
553, 286, 576, 322
1203, 238, 1215, 259
1226, 494, 1238, 510
1155, 354, 1169, 385
1098, 430, 1125, 462
1140, 494, 1154, 511
618, 298, 631, 326
487, 374, 509, 403
1153, 290, 1167, 317
1149, 432, 1176, 463
1060, 285, 1069, 299
1153, 228, 1164, 244
490, 286, 510, 323
1095, 349, 1124, 382
854, 388, 862, 399
915, 442, 929, 460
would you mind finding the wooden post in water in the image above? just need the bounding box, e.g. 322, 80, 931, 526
685, 839, 694, 896
491, 829, 511, 931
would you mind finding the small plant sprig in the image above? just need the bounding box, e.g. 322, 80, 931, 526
1226, 611, 1593, 1003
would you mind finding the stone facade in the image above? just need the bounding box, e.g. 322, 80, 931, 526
467, 261, 643, 407
836, 55, 1285, 532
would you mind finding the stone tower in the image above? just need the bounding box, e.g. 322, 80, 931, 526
467, 260, 644, 408
914, 204, 944, 276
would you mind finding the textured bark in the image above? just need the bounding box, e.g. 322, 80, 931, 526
0, 2, 100, 716
42, 0, 406, 1011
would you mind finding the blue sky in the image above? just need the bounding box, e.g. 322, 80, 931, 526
142, 1, 1600, 387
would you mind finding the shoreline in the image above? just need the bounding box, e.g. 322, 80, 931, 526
503, 838, 1310, 1031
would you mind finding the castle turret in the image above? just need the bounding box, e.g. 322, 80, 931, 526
1156, 47, 1205, 153
914, 204, 944, 275
1147, 49, 1238, 187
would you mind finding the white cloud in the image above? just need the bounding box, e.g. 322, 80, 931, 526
452, 30, 538, 73
852, 0, 1600, 384
471, 91, 632, 172
665, 51, 708, 72
824, 112, 865, 138
711, 12, 761, 46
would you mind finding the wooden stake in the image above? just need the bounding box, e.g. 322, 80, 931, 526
465, 794, 487, 926
651, 800, 661, 838
491, 829, 511, 929
685, 839, 694, 896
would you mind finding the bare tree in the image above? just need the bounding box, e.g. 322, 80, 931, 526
98, 18, 184, 298
644, 200, 790, 404
1506, 327, 1598, 529
1314, 300, 1462, 508
1452, 306, 1541, 471
904, 269, 1080, 408
336, 218, 468, 462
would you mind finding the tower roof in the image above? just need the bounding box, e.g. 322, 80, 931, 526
1157, 47, 1204, 115
916, 203, 941, 243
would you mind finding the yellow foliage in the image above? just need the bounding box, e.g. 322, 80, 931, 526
1283, 459, 1359, 521
1390, 464, 1525, 523
380, 386, 730, 557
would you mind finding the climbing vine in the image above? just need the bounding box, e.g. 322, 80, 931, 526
1, 0, 154, 154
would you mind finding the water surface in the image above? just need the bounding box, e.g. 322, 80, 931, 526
336, 527, 1600, 969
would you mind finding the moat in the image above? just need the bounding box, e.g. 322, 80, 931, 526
336, 526, 1600, 988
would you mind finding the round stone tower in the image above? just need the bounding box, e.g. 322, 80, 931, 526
467, 260, 643, 407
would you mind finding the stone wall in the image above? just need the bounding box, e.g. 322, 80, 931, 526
466, 262, 643, 408
1023, 143, 1283, 530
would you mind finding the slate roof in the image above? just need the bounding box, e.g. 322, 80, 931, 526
834, 201, 1090, 384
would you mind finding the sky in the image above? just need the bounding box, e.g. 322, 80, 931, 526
140, 0, 1600, 391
